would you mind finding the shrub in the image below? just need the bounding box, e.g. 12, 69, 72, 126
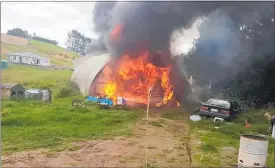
56, 82, 80, 98
1, 108, 11, 117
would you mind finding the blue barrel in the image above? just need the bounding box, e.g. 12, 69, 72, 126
0, 59, 8, 69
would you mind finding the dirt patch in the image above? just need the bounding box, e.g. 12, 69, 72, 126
1, 34, 29, 46
220, 146, 238, 166
53, 53, 72, 61
2, 116, 200, 167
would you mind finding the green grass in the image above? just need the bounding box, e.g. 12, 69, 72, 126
2, 99, 139, 154
1, 39, 80, 67
1, 64, 140, 154
190, 109, 275, 167
29, 40, 79, 59
2, 65, 72, 98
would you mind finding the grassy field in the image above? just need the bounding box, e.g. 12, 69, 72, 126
1, 39, 80, 67
1, 65, 72, 97
162, 110, 275, 166
1, 64, 139, 154
1, 64, 274, 166
2, 99, 138, 154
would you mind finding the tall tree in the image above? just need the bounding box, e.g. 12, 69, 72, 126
65, 30, 92, 56
7, 28, 29, 38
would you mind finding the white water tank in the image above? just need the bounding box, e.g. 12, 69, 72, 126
41, 90, 49, 102
238, 134, 268, 168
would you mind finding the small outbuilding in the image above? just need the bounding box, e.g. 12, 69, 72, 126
25, 88, 52, 102
1, 83, 25, 99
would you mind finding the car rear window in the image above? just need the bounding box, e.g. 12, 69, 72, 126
206, 99, 230, 108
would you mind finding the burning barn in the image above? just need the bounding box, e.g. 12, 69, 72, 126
71, 51, 192, 108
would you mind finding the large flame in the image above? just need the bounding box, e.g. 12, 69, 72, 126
102, 51, 176, 106
104, 80, 117, 98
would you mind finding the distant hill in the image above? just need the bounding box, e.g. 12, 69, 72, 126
1, 34, 80, 67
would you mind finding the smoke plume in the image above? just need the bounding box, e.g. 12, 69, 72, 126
89, 2, 273, 60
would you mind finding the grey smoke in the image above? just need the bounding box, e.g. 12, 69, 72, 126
92, 1, 117, 33
85, 36, 107, 54
88, 1, 273, 60
192, 3, 274, 85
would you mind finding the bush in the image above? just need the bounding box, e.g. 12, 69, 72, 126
1, 108, 11, 117
55, 82, 80, 98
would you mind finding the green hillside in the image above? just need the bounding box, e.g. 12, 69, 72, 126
1, 39, 80, 67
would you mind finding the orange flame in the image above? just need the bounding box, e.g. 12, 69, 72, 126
111, 24, 123, 40
103, 51, 175, 105
104, 81, 117, 98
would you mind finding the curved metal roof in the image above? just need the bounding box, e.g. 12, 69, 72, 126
71, 53, 111, 95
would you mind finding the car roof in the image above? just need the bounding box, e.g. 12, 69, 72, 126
208, 98, 230, 102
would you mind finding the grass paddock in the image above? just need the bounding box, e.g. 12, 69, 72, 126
2, 98, 139, 154
164, 109, 275, 166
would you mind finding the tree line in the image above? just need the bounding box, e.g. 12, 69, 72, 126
7, 28, 58, 45
6, 28, 98, 56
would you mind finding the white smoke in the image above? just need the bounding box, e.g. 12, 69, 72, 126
170, 18, 203, 56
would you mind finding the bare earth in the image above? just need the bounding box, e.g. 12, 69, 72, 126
2, 114, 202, 167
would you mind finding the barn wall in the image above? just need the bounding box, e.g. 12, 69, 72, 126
89, 61, 113, 96
71, 53, 111, 95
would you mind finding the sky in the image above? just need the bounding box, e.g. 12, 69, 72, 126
1, 2, 99, 47
1, 2, 199, 54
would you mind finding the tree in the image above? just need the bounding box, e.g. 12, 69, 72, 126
7, 28, 29, 38
65, 30, 92, 56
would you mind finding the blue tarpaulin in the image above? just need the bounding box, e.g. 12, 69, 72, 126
86, 96, 98, 102
86, 96, 113, 106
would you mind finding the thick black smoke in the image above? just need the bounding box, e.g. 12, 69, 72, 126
87, 1, 274, 107
89, 2, 272, 59
85, 2, 116, 54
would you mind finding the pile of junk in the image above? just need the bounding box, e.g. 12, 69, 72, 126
86, 95, 127, 109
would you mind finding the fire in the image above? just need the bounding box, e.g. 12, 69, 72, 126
111, 24, 123, 41
102, 51, 175, 106
104, 81, 117, 98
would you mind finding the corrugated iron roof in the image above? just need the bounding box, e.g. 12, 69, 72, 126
25, 89, 42, 94
1, 83, 19, 89
6, 52, 47, 59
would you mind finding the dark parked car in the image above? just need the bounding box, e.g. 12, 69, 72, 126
199, 98, 242, 120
